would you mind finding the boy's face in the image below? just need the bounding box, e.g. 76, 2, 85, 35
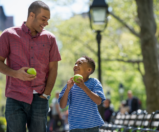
73, 57, 91, 76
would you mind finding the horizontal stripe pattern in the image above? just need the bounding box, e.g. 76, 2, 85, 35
59, 78, 106, 130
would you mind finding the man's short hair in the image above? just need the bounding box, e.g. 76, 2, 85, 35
28, 1, 50, 17
83, 56, 95, 74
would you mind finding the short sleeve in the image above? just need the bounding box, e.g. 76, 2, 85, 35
58, 84, 70, 108
92, 78, 106, 103
0, 30, 10, 58
49, 35, 61, 62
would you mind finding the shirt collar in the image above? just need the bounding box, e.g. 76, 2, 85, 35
22, 22, 41, 38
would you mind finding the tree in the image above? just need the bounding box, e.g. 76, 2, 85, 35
107, 0, 159, 112
135, 0, 159, 112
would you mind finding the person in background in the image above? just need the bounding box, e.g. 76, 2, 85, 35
0, 1, 61, 132
51, 91, 64, 132
119, 100, 129, 114
103, 99, 113, 123
124, 90, 140, 114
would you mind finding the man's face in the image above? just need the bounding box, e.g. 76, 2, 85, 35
31, 8, 50, 33
128, 92, 132, 99
73, 57, 90, 76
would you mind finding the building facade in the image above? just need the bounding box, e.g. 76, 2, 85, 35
0, 6, 14, 31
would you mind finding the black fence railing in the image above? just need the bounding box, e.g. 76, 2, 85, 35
99, 110, 159, 132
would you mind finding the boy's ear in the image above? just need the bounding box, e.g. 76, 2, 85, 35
88, 68, 92, 74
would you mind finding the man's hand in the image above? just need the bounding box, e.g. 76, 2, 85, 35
39, 95, 47, 99
15, 67, 36, 81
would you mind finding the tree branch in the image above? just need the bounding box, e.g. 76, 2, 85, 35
137, 62, 144, 77
59, 32, 97, 55
109, 12, 140, 38
103, 58, 143, 64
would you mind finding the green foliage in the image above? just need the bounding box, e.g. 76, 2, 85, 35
0, 117, 7, 132
0, 73, 6, 115
154, 0, 159, 44
45, 12, 146, 110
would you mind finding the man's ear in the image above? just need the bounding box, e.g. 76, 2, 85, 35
30, 12, 35, 19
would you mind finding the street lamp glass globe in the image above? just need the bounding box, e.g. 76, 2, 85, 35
89, 0, 109, 31
119, 88, 124, 94
92, 7, 107, 24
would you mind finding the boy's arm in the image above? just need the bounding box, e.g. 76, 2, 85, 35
55, 102, 62, 119
60, 87, 70, 109
75, 78, 102, 105
60, 77, 74, 109
80, 85, 102, 105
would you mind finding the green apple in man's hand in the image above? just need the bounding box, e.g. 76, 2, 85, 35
27, 68, 37, 76
73, 74, 83, 83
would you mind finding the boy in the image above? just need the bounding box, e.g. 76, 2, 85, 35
58, 56, 106, 132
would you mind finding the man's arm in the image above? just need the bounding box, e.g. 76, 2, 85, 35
0, 56, 35, 81
42, 61, 58, 95
0, 56, 16, 77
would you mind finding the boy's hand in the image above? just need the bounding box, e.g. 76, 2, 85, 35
74, 78, 86, 89
67, 77, 74, 90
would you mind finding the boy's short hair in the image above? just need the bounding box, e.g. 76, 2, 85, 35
83, 56, 95, 74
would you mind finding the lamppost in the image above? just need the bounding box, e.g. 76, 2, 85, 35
89, 0, 109, 120
89, 0, 109, 83
119, 83, 124, 101
106, 91, 111, 99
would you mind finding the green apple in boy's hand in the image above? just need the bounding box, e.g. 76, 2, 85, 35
27, 68, 37, 76
73, 74, 83, 83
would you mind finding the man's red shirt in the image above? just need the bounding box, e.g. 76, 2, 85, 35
0, 22, 61, 104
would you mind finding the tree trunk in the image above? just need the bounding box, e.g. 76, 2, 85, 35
135, 0, 159, 113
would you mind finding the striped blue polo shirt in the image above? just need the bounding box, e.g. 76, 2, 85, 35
58, 78, 106, 130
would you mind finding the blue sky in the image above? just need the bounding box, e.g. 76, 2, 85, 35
0, 0, 88, 26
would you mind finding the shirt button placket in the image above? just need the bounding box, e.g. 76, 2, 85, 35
30, 40, 35, 86
30, 41, 34, 68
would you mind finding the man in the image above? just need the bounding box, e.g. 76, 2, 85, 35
0, 1, 61, 132
125, 90, 140, 114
